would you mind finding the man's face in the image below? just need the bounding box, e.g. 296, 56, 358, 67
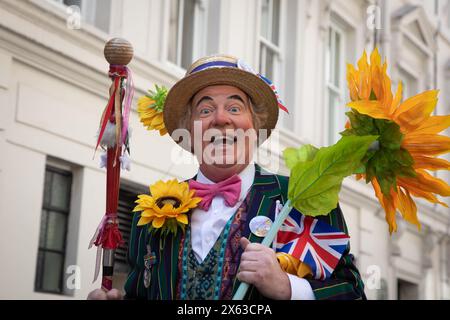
190, 85, 256, 168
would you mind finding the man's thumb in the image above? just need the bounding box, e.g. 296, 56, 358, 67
240, 237, 251, 250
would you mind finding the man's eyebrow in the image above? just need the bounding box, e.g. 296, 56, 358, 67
227, 95, 246, 103
195, 96, 214, 107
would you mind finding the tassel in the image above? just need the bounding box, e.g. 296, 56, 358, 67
99, 122, 117, 148
119, 153, 131, 171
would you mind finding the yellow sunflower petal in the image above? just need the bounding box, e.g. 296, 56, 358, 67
347, 101, 391, 120
159, 127, 168, 136
393, 90, 439, 131
397, 171, 450, 199
137, 216, 154, 226
398, 180, 448, 207
390, 81, 403, 115
397, 188, 420, 230
405, 115, 450, 136
372, 178, 398, 234
380, 63, 393, 109
370, 52, 393, 109
370, 47, 382, 67
402, 134, 450, 156
357, 51, 371, 100
137, 96, 154, 108
412, 155, 450, 171
413, 170, 450, 197
141, 209, 157, 217
176, 213, 188, 225
150, 180, 169, 198
347, 64, 359, 101
152, 216, 166, 228
150, 113, 164, 127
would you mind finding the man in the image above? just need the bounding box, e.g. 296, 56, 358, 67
88, 54, 366, 300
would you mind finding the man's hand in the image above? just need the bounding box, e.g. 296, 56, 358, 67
87, 288, 123, 300
237, 237, 291, 300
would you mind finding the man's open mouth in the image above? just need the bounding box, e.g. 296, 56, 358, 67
210, 135, 238, 146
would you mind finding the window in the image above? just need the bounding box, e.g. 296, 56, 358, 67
397, 278, 419, 300
35, 166, 72, 294
113, 183, 147, 289
167, 0, 207, 69
326, 22, 347, 144
53, 0, 112, 33
259, 0, 281, 81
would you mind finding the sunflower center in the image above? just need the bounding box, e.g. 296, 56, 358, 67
156, 196, 181, 208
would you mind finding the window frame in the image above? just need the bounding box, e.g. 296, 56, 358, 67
34, 165, 73, 295
165, 0, 208, 70
51, 0, 112, 34
258, 0, 283, 84
325, 19, 347, 145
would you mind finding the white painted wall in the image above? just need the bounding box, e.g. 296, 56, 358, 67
0, 0, 449, 299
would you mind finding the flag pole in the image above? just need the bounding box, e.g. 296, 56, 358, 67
232, 200, 293, 300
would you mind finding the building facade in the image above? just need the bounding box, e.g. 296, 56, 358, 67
0, 0, 449, 299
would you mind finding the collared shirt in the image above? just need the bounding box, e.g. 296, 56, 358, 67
190, 163, 315, 300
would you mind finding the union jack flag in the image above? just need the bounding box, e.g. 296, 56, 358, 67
274, 211, 350, 280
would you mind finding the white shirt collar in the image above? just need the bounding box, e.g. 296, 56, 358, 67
196, 163, 256, 201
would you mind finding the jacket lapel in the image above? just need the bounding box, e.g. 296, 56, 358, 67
149, 229, 183, 300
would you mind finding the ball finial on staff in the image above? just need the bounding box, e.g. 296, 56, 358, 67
104, 38, 134, 66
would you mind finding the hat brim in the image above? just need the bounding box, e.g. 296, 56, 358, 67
163, 68, 279, 144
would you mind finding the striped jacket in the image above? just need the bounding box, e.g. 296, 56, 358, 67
124, 165, 366, 300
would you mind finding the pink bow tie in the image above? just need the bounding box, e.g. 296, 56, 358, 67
188, 174, 242, 211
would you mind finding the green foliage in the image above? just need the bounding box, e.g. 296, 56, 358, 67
146, 84, 168, 112
286, 135, 378, 216
342, 110, 416, 196
283, 144, 319, 170
147, 218, 185, 239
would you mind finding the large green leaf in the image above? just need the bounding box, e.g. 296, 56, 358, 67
283, 144, 319, 170
288, 135, 378, 216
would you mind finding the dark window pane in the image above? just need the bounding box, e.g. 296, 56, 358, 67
35, 251, 45, 290
63, 0, 81, 7
41, 251, 64, 292
44, 171, 52, 206
39, 210, 48, 248
36, 165, 72, 295
45, 211, 67, 251
50, 173, 71, 210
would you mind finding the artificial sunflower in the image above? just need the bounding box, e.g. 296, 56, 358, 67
344, 48, 450, 233
137, 85, 168, 136
133, 179, 201, 236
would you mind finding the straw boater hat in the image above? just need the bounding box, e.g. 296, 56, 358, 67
163, 54, 286, 145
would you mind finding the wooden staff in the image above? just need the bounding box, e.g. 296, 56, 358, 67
90, 38, 134, 291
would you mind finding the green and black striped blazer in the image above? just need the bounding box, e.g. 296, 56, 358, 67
124, 165, 366, 300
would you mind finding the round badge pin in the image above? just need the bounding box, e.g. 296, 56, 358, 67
249, 216, 273, 237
